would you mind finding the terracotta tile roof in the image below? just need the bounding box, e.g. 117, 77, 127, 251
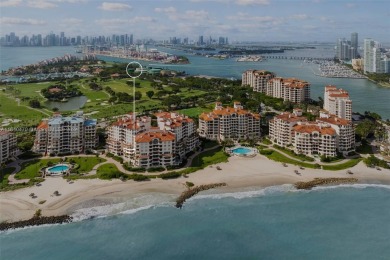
274, 112, 306, 123
0, 130, 11, 135
135, 131, 175, 143
37, 121, 48, 130
317, 115, 351, 126
293, 124, 336, 135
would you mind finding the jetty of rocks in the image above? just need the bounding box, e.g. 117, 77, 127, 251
295, 178, 358, 190
0, 215, 72, 231
176, 183, 227, 208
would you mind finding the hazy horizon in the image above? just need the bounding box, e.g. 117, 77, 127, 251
0, 0, 389, 43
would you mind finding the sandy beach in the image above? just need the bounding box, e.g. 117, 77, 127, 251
1, 155, 390, 223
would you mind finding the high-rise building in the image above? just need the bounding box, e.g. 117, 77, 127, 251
351, 32, 358, 51
0, 131, 17, 164
33, 112, 98, 155
242, 70, 275, 92
198, 35, 204, 45
242, 70, 310, 103
364, 38, 383, 73
269, 108, 355, 157
198, 102, 261, 141
336, 33, 359, 61
323, 85, 352, 121
107, 112, 199, 168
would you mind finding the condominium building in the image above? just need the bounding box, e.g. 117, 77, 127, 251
33, 112, 97, 155
133, 131, 176, 168
293, 122, 337, 157
198, 102, 261, 141
106, 112, 199, 167
242, 70, 275, 92
269, 108, 307, 147
155, 112, 198, 159
317, 111, 355, 154
242, 70, 310, 103
269, 109, 355, 157
323, 85, 352, 121
364, 38, 384, 73
266, 77, 310, 103
106, 114, 151, 160
0, 131, 17, 164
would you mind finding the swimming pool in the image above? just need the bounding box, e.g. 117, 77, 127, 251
46, 164, 70, 175
231, 147, 252, 155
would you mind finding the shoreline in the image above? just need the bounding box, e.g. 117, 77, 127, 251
1, 155, 390, 224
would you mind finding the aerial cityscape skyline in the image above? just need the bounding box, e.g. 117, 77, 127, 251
0, 0, 389, 42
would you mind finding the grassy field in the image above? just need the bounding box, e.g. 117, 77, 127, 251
177, 107, 212, 118
190, 147, 229, 168
68, 157, 106, 173
260, 149, 362, 171
0, 167, 16, 187
272, 145, 315, 162
322, 159, 362, 170
15, 157, 107, 179
264, 150, 317, 169
96, 163, 125, 179
0, 94, 47, 126
15, 158, 61, 179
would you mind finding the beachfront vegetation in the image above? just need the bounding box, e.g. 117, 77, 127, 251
96, 163, 126, 180
322, 159, 362, 170
272, 144, 315, 162
363, 155, 390, 169
190, 147, 229, 168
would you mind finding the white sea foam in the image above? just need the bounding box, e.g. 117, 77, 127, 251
190, 184, 296, 201
188, 183, 390, 202
71, 193, 175, 221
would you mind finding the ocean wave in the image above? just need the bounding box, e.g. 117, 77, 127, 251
188, 183, 390, 201
190, 184, 296, 200
1, 223, 64, 235
71, 194, 175, 222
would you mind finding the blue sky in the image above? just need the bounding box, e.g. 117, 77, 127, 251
0, 0, 389, 42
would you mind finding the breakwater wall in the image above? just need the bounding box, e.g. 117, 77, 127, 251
295, 178, 358, 190
0, 215, 72, 231
176, 183, 227, 208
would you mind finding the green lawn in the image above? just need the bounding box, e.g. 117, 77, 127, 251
68, 157, 106, 173
264, 150, 317, 169
177, 107, 212, 118
0, 94, 47, 127
96, 163, 125, 179
260, 149, 362, 171
0, 167, 16, 186
15, 158, 61, 179
190, 147, 229, 168
272, 145, 315, 162
15, 157, 106, 179
322, 159, 362, 170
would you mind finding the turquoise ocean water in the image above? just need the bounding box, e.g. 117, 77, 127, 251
1, 185, 390, 259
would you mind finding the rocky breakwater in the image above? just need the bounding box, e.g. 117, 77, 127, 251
176, 183, 227, 208
0, 214, 73, 231
295, 177, 358, 190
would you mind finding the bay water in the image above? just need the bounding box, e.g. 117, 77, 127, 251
1, 45, 389, 118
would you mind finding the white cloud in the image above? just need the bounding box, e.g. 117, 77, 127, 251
227, 12, 281, 23
235, 0, 270, 5
0, 0, 22, 7
95, 17, 156, 26
62, 18, 83, 25
154, 7, 176, 13
190, 0, 269, 4
98, 2, 132, 11
56, 0, 88, 3
290, 14, 310, 20
0, 17, 46, 25
155, 7, 210, 22
27, 0, 58, 9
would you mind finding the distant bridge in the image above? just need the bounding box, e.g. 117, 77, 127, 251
261, 55, 333, 61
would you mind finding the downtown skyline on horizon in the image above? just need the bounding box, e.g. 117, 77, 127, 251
0, 0, 389, 43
